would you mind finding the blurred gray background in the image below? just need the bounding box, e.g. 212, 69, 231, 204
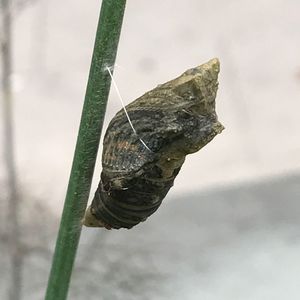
1, 0, 300, 299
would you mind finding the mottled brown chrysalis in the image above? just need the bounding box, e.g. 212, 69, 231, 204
83, 58, 224, 229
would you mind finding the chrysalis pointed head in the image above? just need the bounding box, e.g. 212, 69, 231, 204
171, 58, 220, 115
168, 58, 224, 154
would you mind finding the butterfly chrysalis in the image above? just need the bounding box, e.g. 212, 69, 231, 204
83, 58, 224, 229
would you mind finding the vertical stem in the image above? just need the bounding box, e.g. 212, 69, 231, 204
45, 1, 127, 299
1, 1, 23, 300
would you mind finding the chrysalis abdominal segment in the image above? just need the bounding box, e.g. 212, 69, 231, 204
83, 58, 224, 230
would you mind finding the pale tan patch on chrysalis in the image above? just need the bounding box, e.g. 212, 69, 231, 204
82, 206, 111, 229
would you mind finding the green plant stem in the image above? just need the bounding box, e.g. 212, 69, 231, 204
45, 1, 127, 299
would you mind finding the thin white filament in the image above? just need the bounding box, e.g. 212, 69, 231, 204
106, 66, 152, 152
